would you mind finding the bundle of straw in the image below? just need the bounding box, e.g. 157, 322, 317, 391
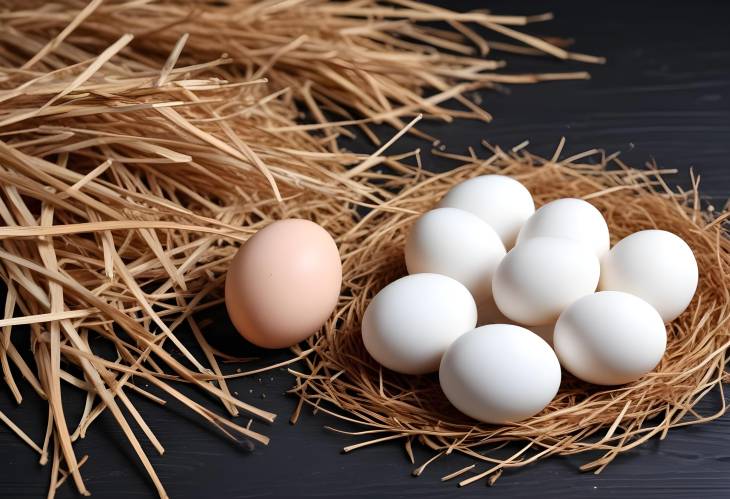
292, 140, 730, 486
2, 0, 602, 143
0, 1, 602, 496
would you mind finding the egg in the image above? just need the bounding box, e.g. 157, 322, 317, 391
492, 237, 600, 325
439, 324, 561, 424
438, 175, 534, 248
517, 198, 610, 257
405, 207, 506, 308
362, 273, 477, 375
225, 219, 341, 349
599, 229, 698, 322
554, 291, 667, 385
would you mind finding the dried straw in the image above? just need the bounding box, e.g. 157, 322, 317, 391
292, 140, 730, 486
0, 1, 602, 497
1, 0, 602, 143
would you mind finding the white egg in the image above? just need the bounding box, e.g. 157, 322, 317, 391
405, 207, 506, 307
492, 237, 600, 326
599, 230, 698, 322
517, 198, 610, 257
439, 324, 561, 424
362, 273, 477, 375
554, 291, 667, 385
439, 175, 534, 248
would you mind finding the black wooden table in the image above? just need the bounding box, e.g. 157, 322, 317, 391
1, 1, 729, 497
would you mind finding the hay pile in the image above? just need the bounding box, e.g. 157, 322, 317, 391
0, 1, 602, 496
292, 141, 730, 485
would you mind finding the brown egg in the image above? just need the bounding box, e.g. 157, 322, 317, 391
224, 219, 342, 349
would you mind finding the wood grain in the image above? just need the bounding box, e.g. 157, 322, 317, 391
1, 0, 729, 497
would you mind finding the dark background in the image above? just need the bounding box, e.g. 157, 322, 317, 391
2, 1, 730, 497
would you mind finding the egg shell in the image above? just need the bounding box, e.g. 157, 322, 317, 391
492, 237, 600, 326
439, 324, 561, 424
554, 291, 667, 385
517, 198, 610, 257
599, 229, 698, 322
438, 175, 534, 248
225, 219, 341, 349
362, 273, 477, 375
405, 207, 506, 305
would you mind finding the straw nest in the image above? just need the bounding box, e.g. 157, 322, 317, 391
291, 141, 730, 486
